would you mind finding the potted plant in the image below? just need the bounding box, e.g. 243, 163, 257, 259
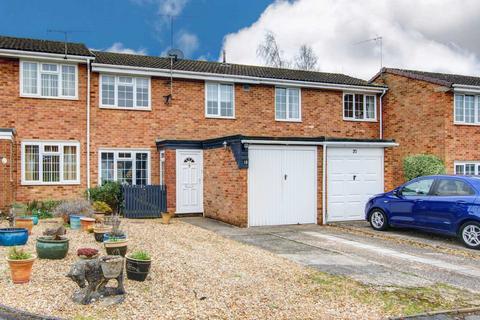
100, 255, 124, 279
80, 217, 96, 232
27, 200, 39, 225
14, 216, 34, 235
161, 211, 174, 225
92, 201, 112, 223
6, 247, 36, 284
126, 250, 151, 282
93, 224, 112, 242
77, 248, 99, 260
36, 235, 69, 259
0, 228, 29, 246
53, 199, 94, 229
104, 237, 128, 257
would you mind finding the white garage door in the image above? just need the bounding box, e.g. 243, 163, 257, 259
327, 147, 384, 222
248, 145, 317, 226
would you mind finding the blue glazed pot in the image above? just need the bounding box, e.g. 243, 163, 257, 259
103, 233, 127, 242
0, 228, 29, 246
70, 215, 83, 230
32, 215, 39, 225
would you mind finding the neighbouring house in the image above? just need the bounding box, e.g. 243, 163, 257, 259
371, 68, 480, 185
0, 34, 397, 227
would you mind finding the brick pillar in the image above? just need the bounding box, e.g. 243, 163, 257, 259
0, 139, 15, 211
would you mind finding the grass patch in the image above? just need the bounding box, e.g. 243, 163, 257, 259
310, 272, 480, 317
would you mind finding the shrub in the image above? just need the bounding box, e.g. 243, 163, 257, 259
403, 154, 446, 181
92, 201, 112, 214
129, 250, 151, 261
87, 181, 123, 214
53, 199, 94, 221
8, 247, 32, 260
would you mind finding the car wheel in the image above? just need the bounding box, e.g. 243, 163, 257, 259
460, 222, 480, 250
369, 209, 388, 231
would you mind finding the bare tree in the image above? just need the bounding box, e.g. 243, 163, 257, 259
256, 31, 290, 68
294, 44, 319, 71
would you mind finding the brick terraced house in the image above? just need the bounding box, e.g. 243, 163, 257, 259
372, 68, 480, 186
0, 35, 398, 227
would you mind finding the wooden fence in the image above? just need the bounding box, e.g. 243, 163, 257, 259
122, 185, 167, 218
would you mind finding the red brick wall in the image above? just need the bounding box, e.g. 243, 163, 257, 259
0, 58, 88, 203
378, 72, 450, 186
0, 139, 15, 211
203, 147, 248, 227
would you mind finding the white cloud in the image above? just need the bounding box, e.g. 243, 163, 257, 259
105, 42, 147, 55
130, 0, 188, 15
221, 0, 480, 79
177, 31, 199, 57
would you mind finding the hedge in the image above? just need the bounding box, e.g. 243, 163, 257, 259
403, 154, 446, 181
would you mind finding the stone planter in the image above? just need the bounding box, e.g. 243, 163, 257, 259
36, 236, 69, 259
104, 239, 128, 257
15, 217, 33, 235
0, 228, 29, 246
6, 255, 36, 284
126, 256, 151, 282
80, 217, 95, 232
100, 255, 124, 279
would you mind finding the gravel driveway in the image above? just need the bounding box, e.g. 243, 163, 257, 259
0, 218, 383, 320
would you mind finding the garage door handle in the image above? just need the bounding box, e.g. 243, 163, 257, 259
284, 174, 288, 180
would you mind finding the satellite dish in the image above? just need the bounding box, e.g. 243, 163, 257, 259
167, 48, 184, 61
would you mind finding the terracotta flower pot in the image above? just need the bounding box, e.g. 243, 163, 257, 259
6, 255, 36, 284
80, 217, 95, 232
161, 212, 174, 225
15, 217, 33, 235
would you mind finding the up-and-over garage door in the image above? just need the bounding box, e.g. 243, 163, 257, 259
248, 145, 317, 227
326, 147, 384, 222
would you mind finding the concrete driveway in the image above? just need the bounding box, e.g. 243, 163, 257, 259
183, 217, 480, 293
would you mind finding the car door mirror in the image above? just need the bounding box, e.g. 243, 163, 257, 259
393, 188, 403, 198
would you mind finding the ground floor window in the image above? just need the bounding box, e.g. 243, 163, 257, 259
99, 149, 150, 185
454, 161, 480, 175
21, 141, 80, 184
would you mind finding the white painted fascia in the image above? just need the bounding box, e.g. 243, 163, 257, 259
92, 63, 386, 93
452, 84, 480, 94
0, 131, 13, 140
241, 139, 398, 147
0, 49, 94, 63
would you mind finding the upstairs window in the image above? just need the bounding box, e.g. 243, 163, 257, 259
21, 61, 77, 99
454, 94, 478, 124
205, 82, 234, 118
275, 87, 301, 121
343, 93, 376, 121
100, 75, 151, 109
22, 141, 80, 185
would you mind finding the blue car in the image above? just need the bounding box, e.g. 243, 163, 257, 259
365, 175, 480, 249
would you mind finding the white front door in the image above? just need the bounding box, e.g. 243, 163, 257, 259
248, 145, 317, 226
327, 147, 384, 222
176, 149, 203, 213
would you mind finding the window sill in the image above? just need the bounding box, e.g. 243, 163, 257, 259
99, 105, 152, 111
275, 118, 302, 123
20, 94, 79, 101
343, 118, 377, 123
205, 115, 236, 120
21, 181, 81, 186
454, 122, 480, 126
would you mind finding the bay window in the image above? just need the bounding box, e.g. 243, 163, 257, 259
205, 82, 235, 118
21, 61, 77, 98
100, 75, 151, 109
275, 87, 301, 121
99, 149, 150, 185
343, 93, 376, 121
22, 141, 80, 184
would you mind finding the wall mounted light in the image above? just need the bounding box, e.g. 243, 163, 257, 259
1, 157, 7, 165
222, 141, 227, 149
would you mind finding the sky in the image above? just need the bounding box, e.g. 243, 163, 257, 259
1, 0, 480, 80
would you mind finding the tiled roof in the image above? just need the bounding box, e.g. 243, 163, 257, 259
0, 35, 94, 57
377, 68, 480, 87
92, 51, 384, 88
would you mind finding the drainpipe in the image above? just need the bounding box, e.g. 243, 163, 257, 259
379, 88, 387, 139
322, 144, 327, 225
86, 59, 91, 196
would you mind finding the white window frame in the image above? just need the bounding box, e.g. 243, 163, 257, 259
99, 74, 152, 110
19, 60, 78, 100
275, 87, 302, 122
98, 148, 151, 185
204, 82, 235, 119
21, 140, 80, 185
343, 92, 377, 122
159, 150, 165, 185
454, 94, 480, 126
454, 161, 480, 175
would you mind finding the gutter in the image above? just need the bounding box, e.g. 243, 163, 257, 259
91, 63, 386, 93
240, 139, 398, 147
452, 84, 480, 94
0, 49, 93, 62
